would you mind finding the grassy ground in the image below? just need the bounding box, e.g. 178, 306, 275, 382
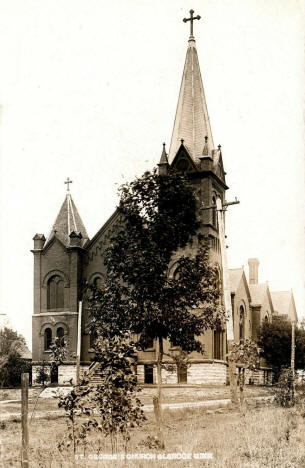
1, 402, 305, 467
0, 385, 274, 425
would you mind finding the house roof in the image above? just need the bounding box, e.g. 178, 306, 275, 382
229, 268, 243, 293
168, 35, 214, 164
271, 291, 297, 322
10, 340, 32, 360
45, 193, 89, 248
249, 283, 268, 306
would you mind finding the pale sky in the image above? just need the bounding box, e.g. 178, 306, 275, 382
0, 0, 304, 346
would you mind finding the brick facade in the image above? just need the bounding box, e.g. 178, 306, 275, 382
31, 27, 294, 388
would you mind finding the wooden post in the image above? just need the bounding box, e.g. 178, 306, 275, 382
21, 373, 29, 468
291, 320, 295, 398
291, 320, 295, 377
76, 300, 82, 385
216, 198, 238, 406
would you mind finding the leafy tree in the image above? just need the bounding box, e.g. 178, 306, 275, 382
228, 339, 260, 408
0, 327, 30, 387
88, 169, 223, 446
58, 333, 145, 455
34, 360, 50, 387
0, 326, 26, 357
0, 351, 32, 387
258, 317, 305, 380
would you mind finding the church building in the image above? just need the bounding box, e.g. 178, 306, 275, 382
31, 11, 297, 386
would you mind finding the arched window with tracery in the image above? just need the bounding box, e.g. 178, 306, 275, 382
44, 328, 52, 350
47, 275, 64, 309
239, 305, 245, 342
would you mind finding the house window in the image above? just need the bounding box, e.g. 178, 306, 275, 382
144, 364, 154, 384
44, 328, 52, 350
47, 275, 64, 309
239, 306, 245, 342
56, 327, 65, 345
177, 365, 187, 383
170, 337, 180, 348
145, 336, 154, 349
213, 325, 223, 360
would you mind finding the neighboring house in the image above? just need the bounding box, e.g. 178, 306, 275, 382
229, 268, 252, 343
270, 291, 298, 323
10, 340, 32, 361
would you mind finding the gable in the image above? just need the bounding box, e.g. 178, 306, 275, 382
85, 209, 120, 266
170, 144, 198, 173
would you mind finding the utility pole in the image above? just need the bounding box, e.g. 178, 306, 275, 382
76, 300, 82, 385
21, 373, 29, 468
202, 196, 240, 405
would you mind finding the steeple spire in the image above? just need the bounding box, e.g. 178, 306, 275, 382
168, 11, 214, 164
45, 181, 89, 248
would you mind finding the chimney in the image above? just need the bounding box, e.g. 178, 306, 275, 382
248, 258, 259, 285
33, 234, 45, 250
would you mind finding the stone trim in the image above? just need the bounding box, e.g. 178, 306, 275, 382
42, 269, 70, 288
34, 312, 78, 317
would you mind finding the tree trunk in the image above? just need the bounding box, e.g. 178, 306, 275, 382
239, 368, 245, 409
227, 340, 238, 408
153, 336, 165, 449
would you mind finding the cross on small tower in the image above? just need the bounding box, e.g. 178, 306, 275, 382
183, 9, 201, 37
64, 177, 73, 192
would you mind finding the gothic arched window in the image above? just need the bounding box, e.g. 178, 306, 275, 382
56, 327, 65, 345
212, 195, 218, 229
44, 328, 52, 350
90, 329, 98, 349
47, 275, 64, 310
93, 276, 103, 289
239, 306, 245, 342
213, 325, 223, 360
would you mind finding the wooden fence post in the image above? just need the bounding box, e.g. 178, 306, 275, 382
21, 373, 29, 467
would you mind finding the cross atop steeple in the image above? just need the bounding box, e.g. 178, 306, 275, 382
183, 9, 201, 37
64, 177, 73, 192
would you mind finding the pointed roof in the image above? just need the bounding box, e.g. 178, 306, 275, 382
229, 268, 244, 293
249, 283, 268, 306
271, 291, 298, 322
159, 143, 169, 165
168, 35, 214, 164
45, 194, 89, 248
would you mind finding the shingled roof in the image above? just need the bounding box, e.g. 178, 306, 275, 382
229, 268, 243, 293
45, 194, 89, 248
168, 35, 214, 164
249, 283, 269, 306
271, 291, 297, 322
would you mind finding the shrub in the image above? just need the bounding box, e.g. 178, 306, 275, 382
274, 368, 295, 407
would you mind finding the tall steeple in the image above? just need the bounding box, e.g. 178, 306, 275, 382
168, 10, 214, 164
45, 178, 89, 248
